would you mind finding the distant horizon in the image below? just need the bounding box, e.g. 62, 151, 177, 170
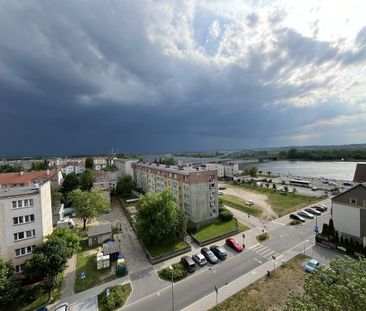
1, 142, 366, 159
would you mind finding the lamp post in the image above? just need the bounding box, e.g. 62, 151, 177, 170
242, 233, 245, 247
169, 266, 175, 311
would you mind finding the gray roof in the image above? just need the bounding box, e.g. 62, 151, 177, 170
88, 223, 112, 237
354, 164, 366, 182
103, 241, 120, 255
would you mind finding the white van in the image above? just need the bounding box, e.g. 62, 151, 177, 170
57, 218, 75, 229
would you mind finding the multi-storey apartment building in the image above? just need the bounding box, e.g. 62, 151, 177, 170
60, 160, 86, 175
0, 170, 63, 189
133, 162, 218, 224
0, 182, 53, 273
205, 162, 239, 179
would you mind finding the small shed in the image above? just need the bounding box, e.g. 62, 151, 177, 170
103, 241, 121, 260
88, 224, 112, 247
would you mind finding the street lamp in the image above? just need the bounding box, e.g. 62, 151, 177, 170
242, 233, 245, 247
169, 265, 175, 311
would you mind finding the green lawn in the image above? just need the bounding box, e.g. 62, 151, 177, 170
230, 183, 320, 216
12, 273, 63, 311
238, 222, 249, 232
74, 251, 116, 293
221, 194, 262, 216
193, 219, 238, 242
210, 254, 307, 311
98, 284, 132, 311
146, 235, 188, 258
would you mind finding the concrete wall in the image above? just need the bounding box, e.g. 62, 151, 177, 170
332, 202, 360, 238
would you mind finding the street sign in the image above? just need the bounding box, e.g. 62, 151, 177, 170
271, 255, 276, 261
313, 225, 319, 233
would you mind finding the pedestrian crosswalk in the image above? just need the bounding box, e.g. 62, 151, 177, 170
251, 244, 281, 260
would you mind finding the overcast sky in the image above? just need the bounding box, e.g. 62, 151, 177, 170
1, 0, 366, 156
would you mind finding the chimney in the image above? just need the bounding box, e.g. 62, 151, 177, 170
19, 171, 24, 176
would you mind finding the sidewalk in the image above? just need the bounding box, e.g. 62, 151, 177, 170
60, 254, 77, 299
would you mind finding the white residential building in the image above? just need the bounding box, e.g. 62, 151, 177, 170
93, 158, 108, 171
114, 159, 138, 176
0, 182, 53, 273
205, 162, 239, 179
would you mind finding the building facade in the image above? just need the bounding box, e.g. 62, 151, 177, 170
0, 170, 63, 189
205, 162, 239, 179
0, 182, 53, 272
331, 183, 366, 241
133, 162, 218, 224
114, 159, 138, 177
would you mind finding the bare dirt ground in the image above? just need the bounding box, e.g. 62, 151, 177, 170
222, 185, 278, 219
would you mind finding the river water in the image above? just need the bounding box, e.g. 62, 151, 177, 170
240, 160, 366, 181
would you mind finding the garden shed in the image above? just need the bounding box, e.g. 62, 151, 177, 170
88, 223, 112, 247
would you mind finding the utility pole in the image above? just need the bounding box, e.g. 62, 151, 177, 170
169, 266, 175, 311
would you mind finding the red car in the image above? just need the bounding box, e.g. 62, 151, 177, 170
313, 205, 327, 212
226, 238, 244, 252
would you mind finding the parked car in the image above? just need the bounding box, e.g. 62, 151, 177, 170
246, 200, 254, 206
329, 181, 338, 186
323, 180, 329, 184
305, 208, 321, 216
181, 256, 196, 272
289, 213, 305, 222
297, 211, 314, 219
313, 205, 327, 212
218, 191, 224, 195
201, 247, 218, 264
305, 259, 320, 273
55, 303, 69, 311
192, 253, 207, 266
311, 186, 318, 191
226, 237, 244, 252
343, 182, 353, 186
210, 245, 227, 260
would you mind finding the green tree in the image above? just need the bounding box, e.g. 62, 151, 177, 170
249, 166, 258, 177
136, 190, 186, 246
0, 164, 23, 173
85, 157, 94, 169
60, 173, 80, 196
24, 237, 69, 301
285, 256, 366, 311
31, 159, 48, 171
79, 169, 95, 191
0, 259, 19, 308
47, 227, 80, 258
116, 175, 134, 197
70, 189, 110, 229
51, 185, 61, 207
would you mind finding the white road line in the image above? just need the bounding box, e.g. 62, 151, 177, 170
256, 247, 270, 255
260, 249, 275, 257
251, 244, 263, 251
264, 250, 276, 259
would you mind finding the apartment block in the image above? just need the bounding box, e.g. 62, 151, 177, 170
114, 159, 138, 177
205, 162, 239, 179
133, 162, 218, 225
0, 182, 53, 273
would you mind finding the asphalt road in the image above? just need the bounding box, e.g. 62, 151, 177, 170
123, 207, 331, 311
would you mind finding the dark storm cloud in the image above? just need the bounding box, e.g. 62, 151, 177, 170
0, 0, 366, 156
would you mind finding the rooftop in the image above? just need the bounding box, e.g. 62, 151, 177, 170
353, 163, 366, 183
0, 184, 41, 198
0, 170, 57, 186
88, 223, 112, 237
134, 162, 214, 175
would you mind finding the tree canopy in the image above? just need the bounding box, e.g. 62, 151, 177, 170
47, 227, 80, 258
70, 189, 110, 229
60, 172, 80, 195
116, 175, 134, 197
24, 237, 69, 300
0, 259, 19, 308
79, 169, 95, 191
0, 164, 23, 173
285, 256, 366, 311
85, 157, 94, 169
136, 190, 186, 246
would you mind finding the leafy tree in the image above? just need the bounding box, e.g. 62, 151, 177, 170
285, 256, 366, 311
79, 169, 95, 191
24, 237, 69, 301
0, 164, 23, 173
136, 190, 186, 246
272, 183, 277, 190
116, 175, 134, 197
31, 159, 49, 171
249, 166, 258, 177
267, 171, 271, 176
70, 189, 110, 229
47, 227, 80, 258
60, 173, 79, 196
0, 259, 19, 308
85, 157, 94, 169
328, 218, 335, 234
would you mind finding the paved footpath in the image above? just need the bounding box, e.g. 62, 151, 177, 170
60, 254, 76, 299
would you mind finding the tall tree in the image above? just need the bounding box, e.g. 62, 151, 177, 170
285, 256, 366, 311
136, 190, 186, 245
47, 227, 80, 258
24, 237, 69, 301
249, 166, 258, 177
70, 189, 110, 229
85, 157, 94, 169
0, 259, 19, 309
60, 172, 79, 195
116, 175, 134, 197
79, 169, 95, 191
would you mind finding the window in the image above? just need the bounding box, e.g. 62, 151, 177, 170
15, 264, 25, 273
12, 201, 17, 208
13, 217, 18, 225
12, 214, 35, 225
350, 198, 357, 205
15, 245, 36, 257
24, 199, 29, 207
14, 230, 35, 241
29, 199, 34, 206
17, 200, 22, 208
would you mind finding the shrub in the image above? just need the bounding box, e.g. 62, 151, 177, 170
218, 206, 227, 213
98, 284, 131, 311
256, 232, 270, 242
158, 263, 187, 282
289, 220, 301, 226
219, 210, 233, 222
186, 220, 198, 234
322, 223, 329, 236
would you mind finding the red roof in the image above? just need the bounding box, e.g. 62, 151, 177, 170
0, 170, 57, 186
353, 164, 366, 183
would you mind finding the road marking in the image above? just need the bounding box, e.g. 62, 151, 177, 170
256, 246, 270, 255
254, 245, 267, 252
254, 258, 263, 264
156, 292, 160, 296
262, 250, 276, 258
250, 243, 261, 250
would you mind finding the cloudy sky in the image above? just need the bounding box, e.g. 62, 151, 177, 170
1, 0, 366, 156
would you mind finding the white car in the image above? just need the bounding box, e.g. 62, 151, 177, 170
246, 200, 254, 206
